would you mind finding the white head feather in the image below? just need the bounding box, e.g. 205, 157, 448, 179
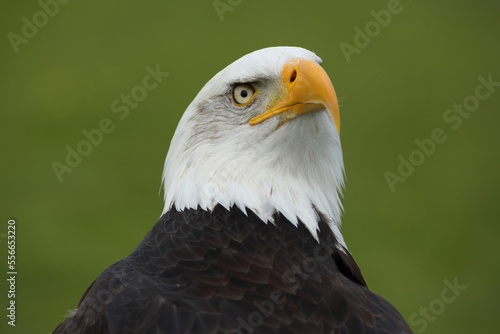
161, 46, 346, 249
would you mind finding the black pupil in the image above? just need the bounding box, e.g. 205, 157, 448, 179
241, 89, 248, 98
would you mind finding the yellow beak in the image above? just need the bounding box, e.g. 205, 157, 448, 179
249, 57, 340, 132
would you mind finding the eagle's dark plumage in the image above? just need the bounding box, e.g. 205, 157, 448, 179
53, 206, 411, 333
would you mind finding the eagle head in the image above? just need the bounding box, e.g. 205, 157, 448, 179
162, 46, 345, 247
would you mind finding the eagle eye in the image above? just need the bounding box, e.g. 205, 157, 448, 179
231, 83, 256, 106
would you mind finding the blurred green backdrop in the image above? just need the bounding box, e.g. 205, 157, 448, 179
1, 0, 499, 333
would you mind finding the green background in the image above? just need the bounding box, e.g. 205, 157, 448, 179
1, 0, 499, 333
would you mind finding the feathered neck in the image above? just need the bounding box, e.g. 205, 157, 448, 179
161, 106, 346, 248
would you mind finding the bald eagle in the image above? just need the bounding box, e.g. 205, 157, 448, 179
53, 47, 413, 333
